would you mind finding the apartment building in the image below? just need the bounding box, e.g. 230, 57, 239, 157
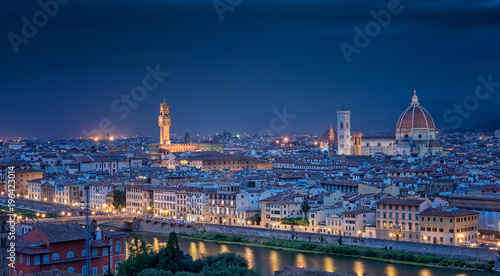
375, 198, 428, 242
420, 207, 479, 246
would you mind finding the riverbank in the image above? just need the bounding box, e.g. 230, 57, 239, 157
175, 232, 495, 272
0, 204, 59, 218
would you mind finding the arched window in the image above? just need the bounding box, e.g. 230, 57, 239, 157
68, 267, 74, 273
67, 251, 74, 258
20, 272, 24, 276
82, 249, 88, 257
115, 240, 121, 252
13, 270, 16, 276
52, 253, 59, 260
82, 265, 88, 276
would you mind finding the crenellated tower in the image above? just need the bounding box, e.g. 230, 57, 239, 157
158, 98, 171, 145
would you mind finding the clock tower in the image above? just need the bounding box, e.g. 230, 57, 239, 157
158, 98, 171, 145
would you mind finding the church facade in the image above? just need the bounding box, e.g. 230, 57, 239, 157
321, 91, 442, 157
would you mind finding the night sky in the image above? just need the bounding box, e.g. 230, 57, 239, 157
2, 0, 500, 140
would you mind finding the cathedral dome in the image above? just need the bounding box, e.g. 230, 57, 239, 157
396, 91, 436, 140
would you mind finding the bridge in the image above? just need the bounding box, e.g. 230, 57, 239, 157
35, 214, 136, 227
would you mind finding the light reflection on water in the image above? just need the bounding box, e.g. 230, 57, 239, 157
127, 233, 491, 276
353, 260, 365, 276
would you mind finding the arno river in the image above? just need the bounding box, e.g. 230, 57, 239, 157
127, 232, 494, 276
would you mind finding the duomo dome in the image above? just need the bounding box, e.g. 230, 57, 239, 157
396, 91, 436, 141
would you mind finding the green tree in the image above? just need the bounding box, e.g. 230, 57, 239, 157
200, 252, 260, 276
103, 269, 114, 276
158, 232, 184, 273
113, 189, 126, 209
137, 269, 173, 276
117, 235, 154, 276
182, 253, 206, 273
250, 213, 261, 225
300, 199, 311, 219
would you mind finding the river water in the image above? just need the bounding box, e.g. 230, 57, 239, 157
127, 232, 494, 276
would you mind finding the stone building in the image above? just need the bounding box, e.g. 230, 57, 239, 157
420, 207, 479, 246
375, 198, 427, 242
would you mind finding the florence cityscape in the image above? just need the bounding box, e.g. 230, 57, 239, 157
2, 0, 500, 276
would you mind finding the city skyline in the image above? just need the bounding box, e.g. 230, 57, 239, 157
2, 0, 500, 139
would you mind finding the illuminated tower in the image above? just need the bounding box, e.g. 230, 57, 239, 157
352, 132, 362, 156
328, 123, 335, 158
158, 98, 171, 145
337, 107, 351, 155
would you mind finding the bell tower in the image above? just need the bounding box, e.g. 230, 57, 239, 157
337, 106, 352, 156
158, 98, 171, 145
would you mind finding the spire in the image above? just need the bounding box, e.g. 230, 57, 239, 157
163, 95, 166, 104
411, 90, 419, 106
329, 122, 334, 140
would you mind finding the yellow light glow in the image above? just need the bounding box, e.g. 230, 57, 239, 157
94, 137, 99, 141
109, 136, 114, 141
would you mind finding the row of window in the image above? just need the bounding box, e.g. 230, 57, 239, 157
377, 205, 419, 211
377, 212, 418, 221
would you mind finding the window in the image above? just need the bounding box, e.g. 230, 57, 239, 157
92, 267, 98, 276
68, 267, 75, 273
116, 240, 122, 252
103, 248, 108, 256
34, 255, 40, 265
43, 254, 49, 264
103, 266, 109, 274
82, 265, 88, 276
27, 256, 30, 265
19, 254, 23, 264
82, 249, 88, 257
67, 251, 74, 258
52, 253, 59, 260
92, 248, 98, 257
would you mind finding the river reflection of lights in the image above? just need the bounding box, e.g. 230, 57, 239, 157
153, 237, 160, 252
419, 269, 432, 276
295, 253, 307, 268
270, 251, 281, 273
353, 260, 365, 276
197, 241, 206, 258
220, 244, 230, 253
189, 241, 198, 259
323, 256, 335, 272
244, 247, 255, 269
385, 264, 397, 276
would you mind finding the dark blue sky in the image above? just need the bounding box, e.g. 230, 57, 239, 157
2, 0, 500, 139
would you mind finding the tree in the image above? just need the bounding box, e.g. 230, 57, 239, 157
158, 232, 184, 273
113, 189, 126, 209
117, 235, 154, 276
200, 252, 260, 276
137, 269, 173, 276
250, 213, 261, 225
301, 199, 311, 219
